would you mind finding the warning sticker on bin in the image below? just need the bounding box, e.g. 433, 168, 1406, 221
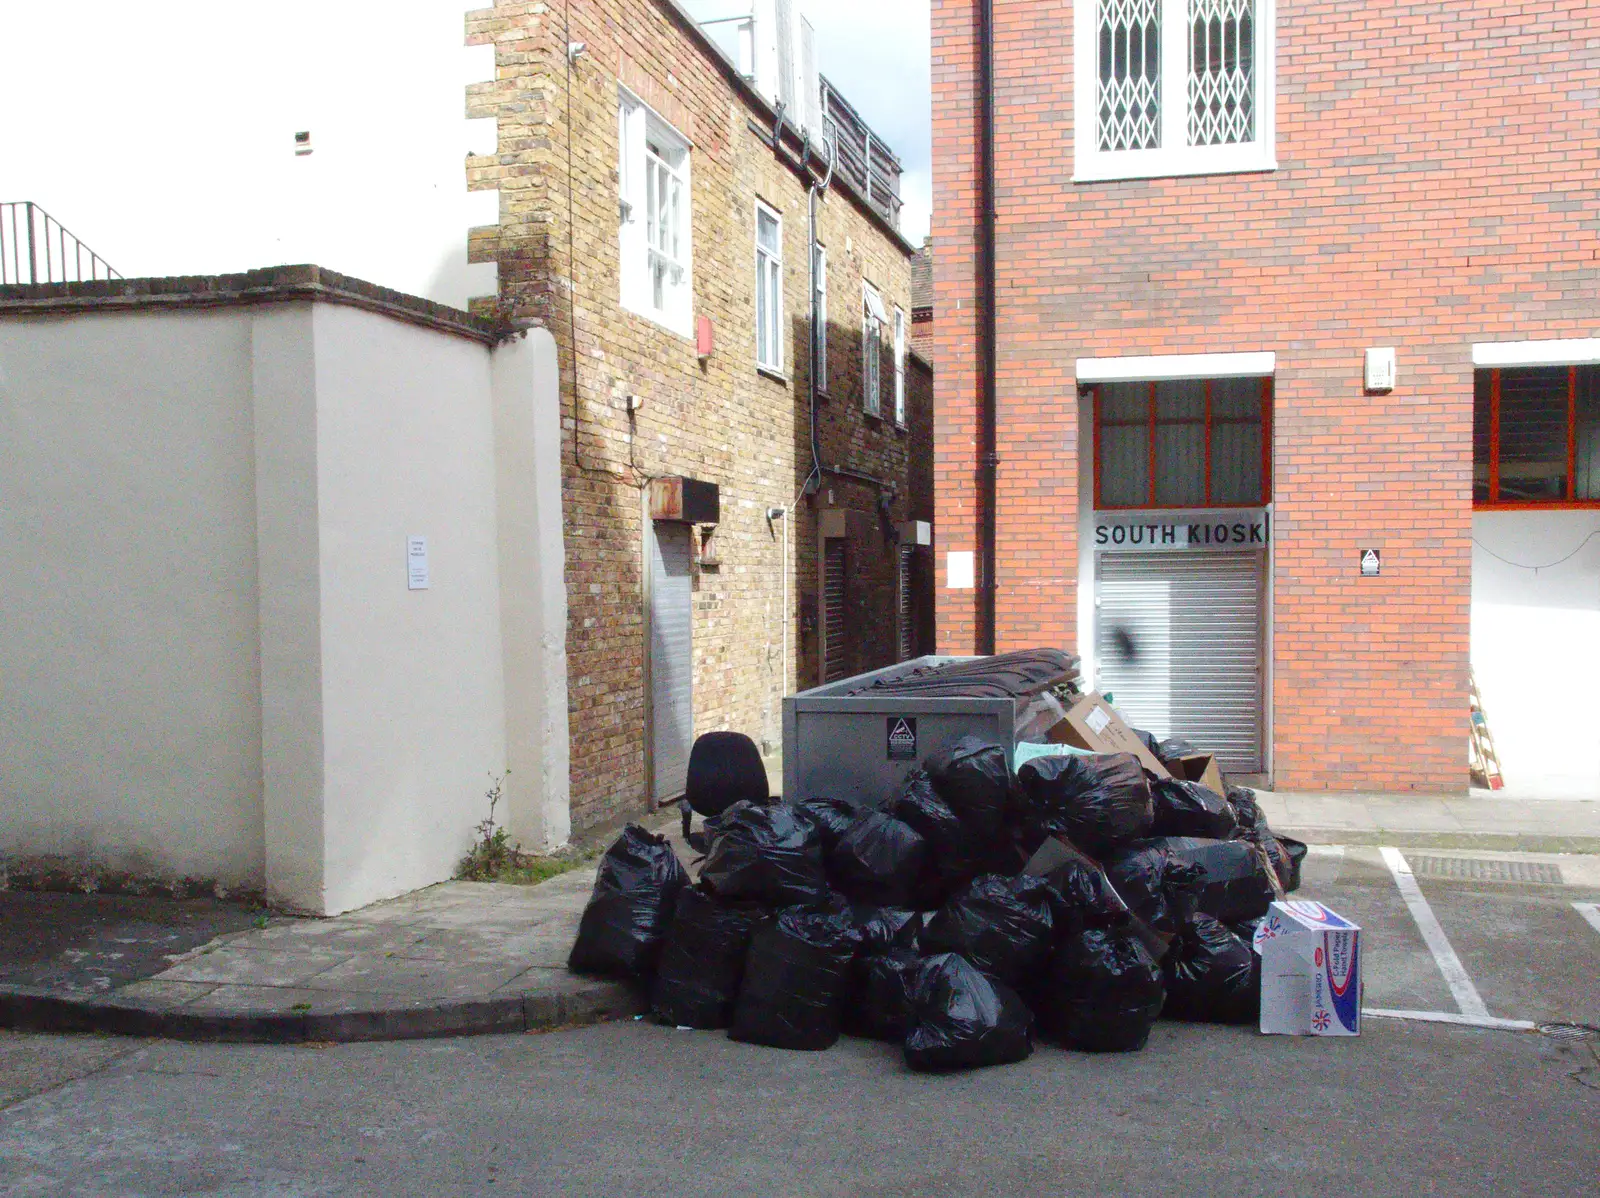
886, 717, 918, 760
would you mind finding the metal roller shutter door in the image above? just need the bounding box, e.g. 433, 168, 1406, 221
1095, 550, 1265, 773
823, 538, 847, 681
650, 522, 694, 802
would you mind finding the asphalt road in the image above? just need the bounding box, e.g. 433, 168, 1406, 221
1, 847, 1596, 1197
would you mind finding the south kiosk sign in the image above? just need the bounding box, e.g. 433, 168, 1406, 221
1093, 509, 1271, 552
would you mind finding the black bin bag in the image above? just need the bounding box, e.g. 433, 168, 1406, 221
1163, 914, 1259, 1024
1276, 836, 1308, 893
849, 904, 921, 954
1023, 835, 1133, 938
1152, 836, 1278, 925
1149, 777, 1239, 840
1226, 786, 1265, 835
829, 811, 928, 907
1038, 926, 1165, 1052
699, 800, 829, 907
890, 770, 976, 900
730, 906, 861, 1050
846, 948, 923, 1041
924, 737, 1012, 840
1103, 842, 1204, 941
568, 824, 688, 979
650, 887, 768, 1028
1016, 753, 1154, 855
921, 874, 1054, 988
903, 953, 1034, 1072
796, 796, 864, 850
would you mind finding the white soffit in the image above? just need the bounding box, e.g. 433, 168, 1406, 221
1471, 339, 1600, 368
1075, 352, 1276, 383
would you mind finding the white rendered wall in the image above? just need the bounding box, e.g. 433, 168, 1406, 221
0, 1, 498, 309
306, 304, 509, 914
0, 310, 266, 886
1471, 511, 1600, 799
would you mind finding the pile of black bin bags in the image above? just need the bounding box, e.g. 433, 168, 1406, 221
568, 735, 1306, 1073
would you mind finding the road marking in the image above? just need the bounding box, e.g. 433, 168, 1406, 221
1575, 902, 1600, 938
1364, 1007, 1536, 1033
1379, 846, 1492, 1022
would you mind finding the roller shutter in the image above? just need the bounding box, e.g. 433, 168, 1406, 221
1094, 550, 1265, 773
897, 545, 914, 661
823, 538, 847, 681
650, 522, 694, 802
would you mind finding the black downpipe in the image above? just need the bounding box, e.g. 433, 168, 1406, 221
976, 0, 999, 653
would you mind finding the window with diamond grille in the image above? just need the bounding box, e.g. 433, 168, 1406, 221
1188, 0, 1255, 146
1098, 0, 1161, 151
1076, 0, 1274, 181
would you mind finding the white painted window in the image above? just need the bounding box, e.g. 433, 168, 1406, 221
862, 281, 886, 417
618, 90, 692, 336
755, 201, 783, 373
892, 306, 907, 426
1074, 0, 1275, 182
813, 244, 828, 394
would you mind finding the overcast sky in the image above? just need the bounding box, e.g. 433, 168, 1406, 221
806, 0, 932, 243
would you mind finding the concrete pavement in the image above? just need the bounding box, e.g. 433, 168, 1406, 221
1259, 790, 1600, 853
0, 870, 641, 1044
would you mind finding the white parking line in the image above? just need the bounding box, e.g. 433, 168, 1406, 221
1575, 902, 1600, 938
1379, 846, 1492, 1022
1363, 1007, 1536, 1033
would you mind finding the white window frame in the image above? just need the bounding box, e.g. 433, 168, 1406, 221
1073, 0, 1276, 183
813, 244, 828, 395
892, 306, 907, 426
862, 281, 887, 417
754, 200, 783, 375
618, 88, 693, 337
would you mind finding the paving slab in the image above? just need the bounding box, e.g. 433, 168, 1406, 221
0, 873, 643, 1043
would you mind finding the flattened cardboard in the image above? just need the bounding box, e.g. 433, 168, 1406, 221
1051, 693, 1170, 779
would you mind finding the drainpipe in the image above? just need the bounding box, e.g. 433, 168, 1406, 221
976, 0, 999, 654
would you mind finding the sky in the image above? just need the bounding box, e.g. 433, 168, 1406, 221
805, 0, 933, 244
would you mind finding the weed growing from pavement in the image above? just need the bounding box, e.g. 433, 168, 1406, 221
457, 771, 596, 885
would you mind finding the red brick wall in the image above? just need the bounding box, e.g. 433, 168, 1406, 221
932, 0, 1600, 791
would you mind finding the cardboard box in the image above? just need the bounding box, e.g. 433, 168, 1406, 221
1051, 692, 1170, 778
1170, 752, 1226, 797
1252, 901, 1362, 1036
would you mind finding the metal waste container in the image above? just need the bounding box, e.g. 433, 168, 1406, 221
782, 649, 1081, 805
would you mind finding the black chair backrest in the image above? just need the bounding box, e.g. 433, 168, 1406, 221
684, 731, 769, 819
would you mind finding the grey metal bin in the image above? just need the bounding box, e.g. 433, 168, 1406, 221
781, 650, 1081, 805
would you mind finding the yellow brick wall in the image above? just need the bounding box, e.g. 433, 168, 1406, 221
467, 0, 928, 831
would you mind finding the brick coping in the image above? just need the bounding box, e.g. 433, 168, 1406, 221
0, 264, 514, 345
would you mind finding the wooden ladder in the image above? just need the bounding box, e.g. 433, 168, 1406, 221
1469, 667, 1505, 791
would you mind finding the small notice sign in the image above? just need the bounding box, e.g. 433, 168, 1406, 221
1360, 548, 1381, 577
886, 716, 918, 761
407, 535, 431, 590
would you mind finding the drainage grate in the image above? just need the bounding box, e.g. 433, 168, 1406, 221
1538, 1022, 1599, 1041
1406, 855, 1563, 885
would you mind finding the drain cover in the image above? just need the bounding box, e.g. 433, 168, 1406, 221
1538, 1023, 1599, 1041
1406, 855, 1562, 885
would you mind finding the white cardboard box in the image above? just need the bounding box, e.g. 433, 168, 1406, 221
1252, 900, 1362, 1036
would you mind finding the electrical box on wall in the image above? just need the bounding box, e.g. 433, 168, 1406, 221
1365, 347, 1396, 392
648, 476, 720, 524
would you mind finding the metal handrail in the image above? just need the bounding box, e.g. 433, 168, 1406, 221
0, 201, 121, 285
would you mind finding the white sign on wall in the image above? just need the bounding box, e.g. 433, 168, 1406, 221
1094, 509, 1271, 552
947, 550, 975, 589
407, 535, 430, 590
